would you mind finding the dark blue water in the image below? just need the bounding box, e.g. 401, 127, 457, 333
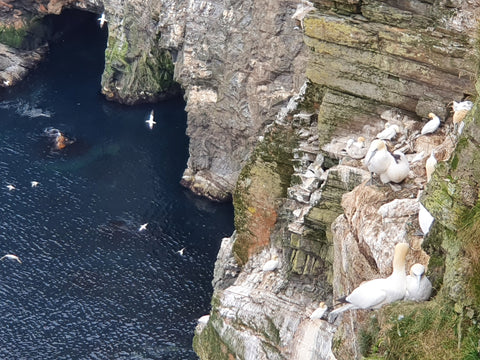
0, 10, 233, 359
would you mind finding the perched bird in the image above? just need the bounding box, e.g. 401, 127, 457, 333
176, 247, 186, 256
262, 255, 280, 272
146, 110, 156, 129
418, 203, 434, 236
363, 140, 394, 184
346, 137, 368, 159
138, 223, 148, 232
452, 100, 473, 124
309, 302, 328, 320
31, 181, 39, 188
425, 151, 437, 182
198, 315, 210, 324
420, 113, 441, 135
6, 184, 15, 191
0, 254, 22, 264
98, 12, 107, 28
404, 263, 432, 302
376, 123, 400, 141
328, 243, 409, 323
379, 150, 410, 184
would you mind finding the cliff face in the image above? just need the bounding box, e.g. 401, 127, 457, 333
1, 0, 480, 358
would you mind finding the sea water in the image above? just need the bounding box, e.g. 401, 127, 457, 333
0, 10, 233, 359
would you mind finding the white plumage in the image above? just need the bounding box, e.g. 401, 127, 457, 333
379, 150, 409, 184
376, 123, 400, 141
421, 113, 441, 135
98, 13, 107, 28
405, 263, 432, 302
346, 137, 368, 159
418, 203, 434, 236
364, 140, 394, 180
146, 110, 156, 129
328, 243, 409, 322
0, 254, 22, 263
262, 255, 280, 272
138, 223, 148, 232
425, 151, 437, 182
310, 302, 328, 320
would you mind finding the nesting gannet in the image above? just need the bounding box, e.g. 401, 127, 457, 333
176, 247, 186, 256
6, 184, 15, 191
363, 140, 394, 184
418, 203, 434, 236
376, 123, 400, 141
31, 181, 39, 188
346, 137, 368, 159
198, 315, 210, 324
146, 110, 156, 129
262, 255, 280, 271
0, 254, 22, 264
379, 150, 409, 184
420, 113, 441, 135
309, 302, 328, 320
425, 151, 437, 182
138, 223, 148, 232
405, 263, 432, 302
328, 243, 409, 322
98, 12, 107, 28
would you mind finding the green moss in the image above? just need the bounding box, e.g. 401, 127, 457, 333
0, 26, 27, 49
193, 322, 234, 360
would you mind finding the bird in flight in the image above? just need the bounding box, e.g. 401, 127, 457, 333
146, 110, 156, 129
98, 13, 107, 28
176, 247, 186, 256
31, 181, 39, 187
0, 254, 22, 264
6, 184, 15, 191
138, 223, 148, 232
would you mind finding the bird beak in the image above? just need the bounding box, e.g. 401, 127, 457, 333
365, 149, 377, 164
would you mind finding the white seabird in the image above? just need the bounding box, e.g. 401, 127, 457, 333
6, 184, 15, 191
146, 110, 156, 129
176, 247, 186, 256
363, 140, 394, 184
262, 255, 280, 271
404, 263, 432, 302
31, 181, 39, 188
98, 12, 107, 28
0, 254, 22, 263
425, 151, 437, 182
198, 315, 210, 324
328, 243, 409, 323
379, 150, 409, 184
376, 123, 400, 141
346, 137, 368, 159
309, 302, 328, 320
452, 100, 473, 133
138, 223, 148, 232
418, 203, 434, 236
420, 113, 441, 135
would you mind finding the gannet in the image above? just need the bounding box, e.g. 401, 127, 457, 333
363, 140, 394, 184
309, 302, 328, 320
346, 137, 368, 159
452, 100, 473, 124
6, 184, 15, 191
262, 255, 280, 271
420, 113, 441, 135
376, 123, 400, 141
0, 254, 22, 263
198, 315, 210, 324
98, 12, 107, 28
291, 2, 316, 29
146, 110, 156, 129
425, 151, 437, 182
404, 263, 432, 302
176, 247, 186, 256
31, 181, 39, 188
3, 79, 10, 86
418, 203, 434, 236
328, 243, 409, 322
379, 150, 409, 184
138, 223, 148, 231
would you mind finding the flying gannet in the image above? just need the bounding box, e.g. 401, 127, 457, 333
146, 110, 156, 129
31, 181, 39, 188
0, 254, 22, 263
176, 247, 186, 256
98, 13, 107, 28
6, 184, 15, 191
138, 223, 148, 232
328, 243, 409, 323
404, 263, 432, 302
